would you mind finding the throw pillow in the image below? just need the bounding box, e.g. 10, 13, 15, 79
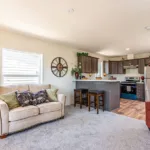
46, 88, 58, 102
16, 91, 33, 107
31, 90, 49, 106
0, 91, 20, 110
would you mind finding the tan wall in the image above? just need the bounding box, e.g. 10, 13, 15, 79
0, 29, 105, 105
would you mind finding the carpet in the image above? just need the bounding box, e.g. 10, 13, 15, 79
0, 106, 150, 150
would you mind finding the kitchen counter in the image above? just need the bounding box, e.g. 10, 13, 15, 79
74, 80, 120, 111
73, 80, 120, 82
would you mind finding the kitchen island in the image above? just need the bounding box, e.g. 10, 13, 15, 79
74, 80, 120, 111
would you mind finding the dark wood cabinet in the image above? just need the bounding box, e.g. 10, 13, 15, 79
109, 61, 118, 74
145, 58, 150, 66
78, 56, 98, 73
91, 57, 98, 73
138, 59, 145, 74
117, 61, 125, 74
136, 83, 145, 101
123, 59, 138, 66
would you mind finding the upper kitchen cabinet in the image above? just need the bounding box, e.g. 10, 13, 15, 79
91, 57, 98, 73
145, 58, 150, 66
123, 59, 138, 66
109, 61, 118, 74
138, 59, 145, 74
78, 56, 98, 73
117, 61, 125, 74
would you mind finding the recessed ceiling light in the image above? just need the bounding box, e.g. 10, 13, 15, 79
145, 26, 150, 30
68, 8, 74, 13
126, 48, 130, 51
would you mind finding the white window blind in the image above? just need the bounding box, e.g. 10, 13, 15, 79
2, 49, 43, 85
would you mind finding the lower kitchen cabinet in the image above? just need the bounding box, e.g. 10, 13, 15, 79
136, 83, 145, 101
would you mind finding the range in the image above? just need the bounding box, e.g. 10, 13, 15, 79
120, 77, 140, 100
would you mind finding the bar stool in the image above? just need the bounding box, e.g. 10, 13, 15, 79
88, 90, 105, 114
74, 89, 88, 109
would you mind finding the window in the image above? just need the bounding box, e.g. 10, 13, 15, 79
2, 49, 43, 85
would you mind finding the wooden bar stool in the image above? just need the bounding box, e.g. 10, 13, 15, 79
88, 90, 105, 114
74, 89, 88, 109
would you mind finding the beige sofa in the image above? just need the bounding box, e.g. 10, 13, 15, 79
0, 84, 66, 138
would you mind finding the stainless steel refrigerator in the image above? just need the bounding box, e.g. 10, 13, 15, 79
144, 66, 150, 101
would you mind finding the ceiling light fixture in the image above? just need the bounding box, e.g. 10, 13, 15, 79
126, 48, 130, 51
68, 8, 74, 13
145, 26, 150, 30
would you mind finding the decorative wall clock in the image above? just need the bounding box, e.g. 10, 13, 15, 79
51, 57, 68, 77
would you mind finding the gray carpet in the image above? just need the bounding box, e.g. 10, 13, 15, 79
0, 106, 150, 150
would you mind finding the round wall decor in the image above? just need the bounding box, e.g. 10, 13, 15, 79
51, 57, 68, 77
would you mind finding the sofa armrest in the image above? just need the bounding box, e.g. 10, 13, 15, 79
0, 100, 9, 136
57, 94, 66, 117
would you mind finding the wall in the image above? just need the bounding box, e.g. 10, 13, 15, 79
0, 29, 106, 105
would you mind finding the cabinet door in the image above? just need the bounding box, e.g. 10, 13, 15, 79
91, 57, 98, 73
136, 83, 145, 101
108, 61, 112, 74
138, 59, 145, 74
79, 56, 86, 73
111, 61, 118, 74
131, 59, 138, 65
123, 60, 130, 66
117, 61, 125, 74
145, 58, 150, 66
86, 56, 92, 73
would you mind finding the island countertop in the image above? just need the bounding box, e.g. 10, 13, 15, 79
73, 80, 121, 82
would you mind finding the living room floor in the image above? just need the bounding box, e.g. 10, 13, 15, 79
112, 99, 145, 121
0, 105, 149, 150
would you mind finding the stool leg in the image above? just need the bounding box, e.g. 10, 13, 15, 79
97, 95, 99, 114
102, 94, 104, 111
86, 92, 88, 107
80, 91, 82, 109
88, 94, 90, 112
94, 95, 96, 109
74, 91, 76, 107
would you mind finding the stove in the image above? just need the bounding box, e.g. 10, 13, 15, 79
121, 77, 140, 85
120, 77, 140, 100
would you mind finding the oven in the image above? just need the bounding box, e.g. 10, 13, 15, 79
120, 77, 140, 100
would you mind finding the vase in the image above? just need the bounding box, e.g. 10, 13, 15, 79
75, 72, 79, 79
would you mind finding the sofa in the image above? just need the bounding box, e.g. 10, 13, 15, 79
0, 84, 66, 138
146, 101, 150, 130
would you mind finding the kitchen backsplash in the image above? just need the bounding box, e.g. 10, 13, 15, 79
109, 68, 144, 81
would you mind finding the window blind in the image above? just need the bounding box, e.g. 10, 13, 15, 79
2, 49, 43, 85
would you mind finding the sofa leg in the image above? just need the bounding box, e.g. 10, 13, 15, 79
0, 134, 7, 139
61, 116, 64, 119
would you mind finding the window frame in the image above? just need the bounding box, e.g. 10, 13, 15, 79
2, 48, 43, 85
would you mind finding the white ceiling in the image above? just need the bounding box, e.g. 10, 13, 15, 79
0, 0, 150, 56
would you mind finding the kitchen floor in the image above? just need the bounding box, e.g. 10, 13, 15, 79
112, 99, 145, 120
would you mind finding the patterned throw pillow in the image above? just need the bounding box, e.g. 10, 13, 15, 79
31, 90, 49, 106
46, 88, 58, 102
0, 91, 20, 110
16, 91, 32, 107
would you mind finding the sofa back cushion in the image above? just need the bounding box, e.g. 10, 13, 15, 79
29, 84, 51, 93
0, 85, 29, 95
0, 91, 20, 109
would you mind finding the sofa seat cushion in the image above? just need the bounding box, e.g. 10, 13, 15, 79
37, 102, 61, 114
9, 105, 39, 121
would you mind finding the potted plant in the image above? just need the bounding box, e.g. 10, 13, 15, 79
71, 66, 82, 79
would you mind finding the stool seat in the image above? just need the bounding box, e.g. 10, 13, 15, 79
89, 90, 104, 94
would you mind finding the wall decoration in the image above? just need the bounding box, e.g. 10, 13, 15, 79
51, 57, 68, 77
